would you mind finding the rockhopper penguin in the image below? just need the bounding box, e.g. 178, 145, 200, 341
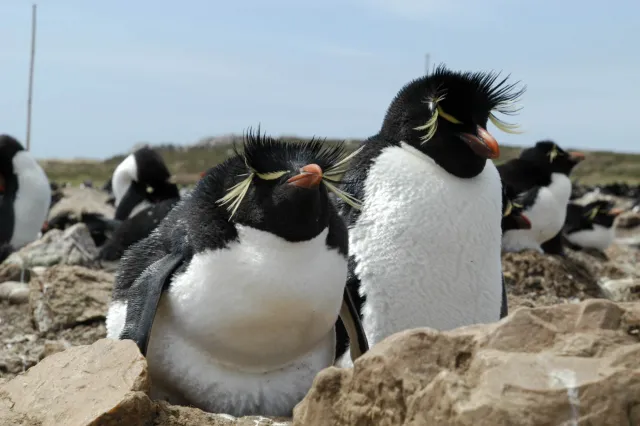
563, 199, 623, 251
0, 134, 51, 262
334, 65, 525, 366
105, 130, 368, 417
499, 140, 585, 254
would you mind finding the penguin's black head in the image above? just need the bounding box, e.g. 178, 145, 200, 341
380, 64, 526, 178
518, 140, 585, 177
207, 129, 360, 242
132, 147, 180, 201
581, 200, 623, 229
0, 134, 25, 196
501, 183, 532, 232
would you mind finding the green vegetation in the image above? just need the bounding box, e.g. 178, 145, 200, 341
39, 136, 640, 187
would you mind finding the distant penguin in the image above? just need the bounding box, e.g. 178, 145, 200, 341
105, 131, 368, 417
333, 65, 525, 366
110, 146, 179, 220
0, 134, 51, 261
98, 197, 179, 261
563, 200, 623, 251
44, 211, 121, 247
499, 141, 585, 254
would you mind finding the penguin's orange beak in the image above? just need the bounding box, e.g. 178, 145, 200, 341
515, 213, 532, 230
41, 221, 49, 232
608, 207, 624, 216
287, 164, 323, 189
569, 151, 585, 162
458, 126, 500, 159
0, 174, 5, 192
200, 171, 206, 179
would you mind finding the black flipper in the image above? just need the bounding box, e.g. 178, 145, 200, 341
541, 231, 565, 256
500, 273, 508, 319
119, 252, 185, 356
114, 182, 147, 220
339, 287, 369, 362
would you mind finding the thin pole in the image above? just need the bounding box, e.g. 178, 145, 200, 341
425, 53, 430, 75
25, 4, 37, 151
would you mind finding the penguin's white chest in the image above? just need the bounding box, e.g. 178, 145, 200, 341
502, 173, 572, 252
566, 224, 615, 251
147, 226, 346, 416
11, 151, 51, 249
350, 143, 503, 347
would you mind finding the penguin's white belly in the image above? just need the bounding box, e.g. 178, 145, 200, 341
502, 173, 572, 252
350, 143, 503, 349
11, 152, 51, 249
145, 226, 345, 416
566, 224, 615, 251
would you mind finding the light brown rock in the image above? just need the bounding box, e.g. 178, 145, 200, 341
0, 339, 151, 426
293, 299, 640, 426
29, 265, 113, 333
0, 281, 30, 304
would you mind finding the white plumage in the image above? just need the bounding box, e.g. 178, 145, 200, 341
10, 151, 51, 249
565, 224, 615, 251
337, 142, 502, 367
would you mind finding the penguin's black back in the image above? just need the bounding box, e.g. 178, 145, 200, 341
0, 135, 25, 245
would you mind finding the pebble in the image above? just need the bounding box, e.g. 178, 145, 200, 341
0, 281, 30, 304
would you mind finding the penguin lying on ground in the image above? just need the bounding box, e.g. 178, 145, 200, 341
333, 65, 525, 366
0, 134, 51, 263
499, 141, 585, 254
111, 146, 179, 220
105, 130, 368, 417
44, 211, 121, 247
563, 199, 623, 251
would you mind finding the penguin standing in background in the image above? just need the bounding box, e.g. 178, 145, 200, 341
0, 135, 51, 262
110, 146, 179, 220
105, 130, 368, 417
334, 65, 525, 366
499, 141, 585, 254
563, 199, 623, 251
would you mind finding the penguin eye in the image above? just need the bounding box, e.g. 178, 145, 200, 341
436, 105, 463, 125
503, 200, 513, 217
146, 186, 154, 194
255, 170, 288, 181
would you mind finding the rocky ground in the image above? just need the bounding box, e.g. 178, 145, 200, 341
1, 188, 640, 425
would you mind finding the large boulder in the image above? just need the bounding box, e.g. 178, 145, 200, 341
0, 339, 291, 426
293, 299, 640, 425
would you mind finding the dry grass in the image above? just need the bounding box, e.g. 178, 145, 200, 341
39, 136, 640, 187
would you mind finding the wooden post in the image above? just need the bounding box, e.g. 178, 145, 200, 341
25, 4, 37, 151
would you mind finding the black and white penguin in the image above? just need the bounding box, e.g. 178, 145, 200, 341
563, 199, 623, 251
97, 197, 179, 261
334, 65, 525, 366
110, 146, 179, 220
44, 211, 121, 247
499, 141, 585, 253
0, 134, 51, 261
105, 131, 368, 417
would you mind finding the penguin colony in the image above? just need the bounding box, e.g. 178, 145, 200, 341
1, 63, 630, 417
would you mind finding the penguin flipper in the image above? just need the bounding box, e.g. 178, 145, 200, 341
119, 252, 185, 356
339, 287, 369, 362
500, 274, 508, 319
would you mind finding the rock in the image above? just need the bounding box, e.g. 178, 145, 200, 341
0, 281, 30, 304
0, 339, 152, 426
502, 250, 603, 309
38, 339, 71, 360
0, 262, 31, 284
0, 339, 292, 425
29, 265, 113, 334
600, 278, 640, 302
293, 299, 640, 425
618, 212, 640, 229
4, 223, 99, 267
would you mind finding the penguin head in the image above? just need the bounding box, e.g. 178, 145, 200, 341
519, 140, 585, 177
0, 135, 27, 198
580, 200, 623, 229
207, 129, 360, 242
501, 183, 532, 231
380, 64, 526, 178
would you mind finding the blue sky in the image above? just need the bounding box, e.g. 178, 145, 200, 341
1, 0, 638, 159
